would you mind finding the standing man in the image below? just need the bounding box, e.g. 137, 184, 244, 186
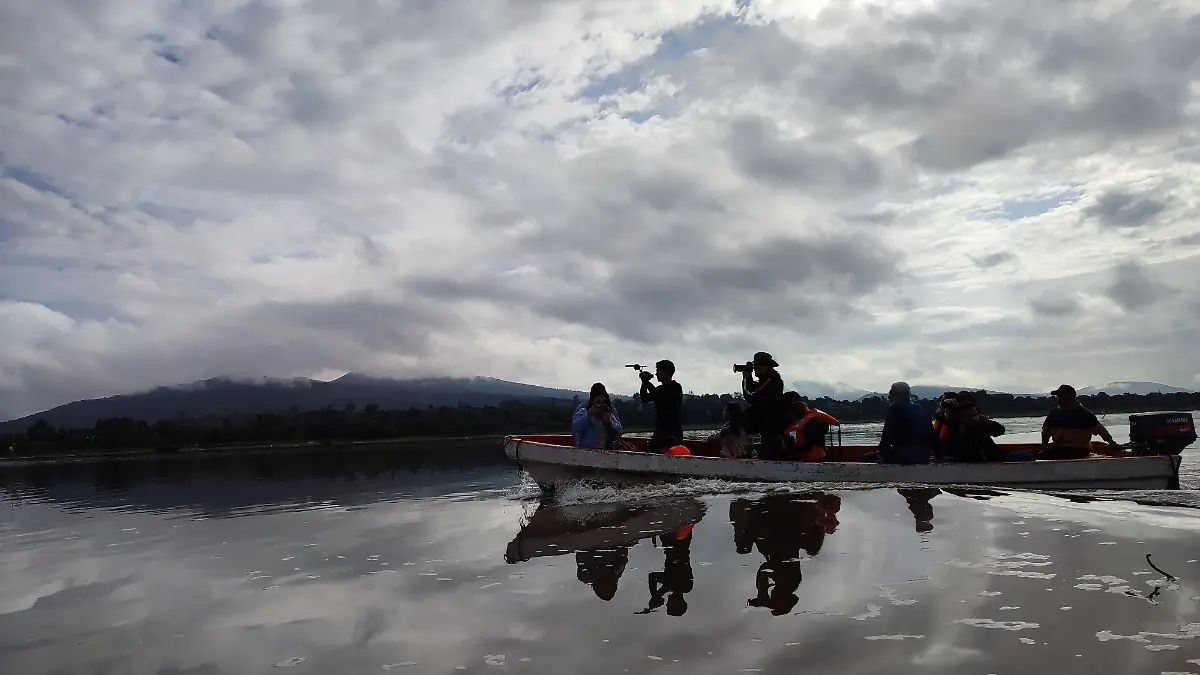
1039, 384, 1120, 459
640, 359, 684, 453
742, 352, 786, 460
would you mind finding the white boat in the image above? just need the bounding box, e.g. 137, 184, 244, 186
504, 426, 1189, 493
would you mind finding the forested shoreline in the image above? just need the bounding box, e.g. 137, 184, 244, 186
4, 390, 1198, 457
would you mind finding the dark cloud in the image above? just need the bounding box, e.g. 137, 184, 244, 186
411, 234, 901, 343
970, 251, 1018, 269
1082, 189, 1172, 228
1028, 295, 1082, 318
1176, 232, 1200, 246
723, 115, 884, 195
1102, 261, 1177, 312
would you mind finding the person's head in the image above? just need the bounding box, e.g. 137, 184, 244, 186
724, 401, 743, 424
666, 592, 688, 616
1051, 384, 1077, 406
781, 391, 803, 420
587, 383, 611, 408
888, 381, 912, 404
960, 403, 979, 423
655, 359, 676, 382
752, 351, 779, 379
591, 577, 618, 601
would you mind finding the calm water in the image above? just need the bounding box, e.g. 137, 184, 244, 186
2, 417, 1200, 675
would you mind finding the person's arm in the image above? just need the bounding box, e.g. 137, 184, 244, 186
640, 379, 656, 403
986, 419, 1005, 437
878, 406, 898, 448
742, 375, 758, 402
1087, 412, 1118, 445
608, 407, 623, 435
1040, 410, 1055, 446
572, 405, 594, 437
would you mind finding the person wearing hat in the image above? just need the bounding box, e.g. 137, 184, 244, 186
741, 352, 786, 460
639, 359, 684, 454
1038, 384, 1120, 460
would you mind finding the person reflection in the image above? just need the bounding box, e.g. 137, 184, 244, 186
897, 487, 941, 533
636, 525, 695, 616
730, 493, 841, 616
577, 545, 631, 601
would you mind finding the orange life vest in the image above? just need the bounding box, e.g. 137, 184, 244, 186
785, 408, 840, 460
933, 419, 951, 442
667, 444, 691, 456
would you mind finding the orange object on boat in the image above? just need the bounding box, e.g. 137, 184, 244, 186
667, 444, 691, 456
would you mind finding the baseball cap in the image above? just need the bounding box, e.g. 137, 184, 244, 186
1051, 384, 1076, 397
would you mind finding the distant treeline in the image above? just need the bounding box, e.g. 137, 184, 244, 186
3, 390, 1198, 456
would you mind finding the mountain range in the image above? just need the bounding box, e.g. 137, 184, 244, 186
788, 380, 1196, 401
2, 374, 1194, 433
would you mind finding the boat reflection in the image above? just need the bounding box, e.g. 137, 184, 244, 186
636, 524, 695, 615
502, 486, 1120, 616
898, 487, 941, 532
503, 497, 706, 605
730, 492, 841, 615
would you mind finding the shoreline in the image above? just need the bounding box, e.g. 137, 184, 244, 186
0, 424, 715, 465
2, 406, 1189, 465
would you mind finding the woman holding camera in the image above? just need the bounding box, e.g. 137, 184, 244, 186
572, 383, 624, 449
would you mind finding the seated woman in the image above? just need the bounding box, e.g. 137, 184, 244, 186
707, 402, 750, 458
781, 393, 839, 461
948, 404, 1035, 462
572, 383, 623, 449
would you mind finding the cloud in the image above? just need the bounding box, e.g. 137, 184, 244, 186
1102, 261, 1178, 312
1, 0, 1200, 419
970, 252, 1018, 270
1082, 188, 1173, 228
1028, 295, 1082, 319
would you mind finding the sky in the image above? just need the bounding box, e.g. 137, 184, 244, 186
1, 0, 1199, 420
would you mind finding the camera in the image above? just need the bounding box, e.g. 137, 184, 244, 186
733, 362, 754, 374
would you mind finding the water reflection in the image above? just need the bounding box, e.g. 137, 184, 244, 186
0, 441, 512, 516
731, 493, 841, 616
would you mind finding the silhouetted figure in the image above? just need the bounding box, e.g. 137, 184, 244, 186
730, 492, 841, 616
577, 546, 630, 601
639, 360, 684, 454
897, 487, 941, 533
637, 528, 694, 616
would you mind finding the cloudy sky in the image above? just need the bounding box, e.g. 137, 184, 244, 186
2, 0, 1199, 419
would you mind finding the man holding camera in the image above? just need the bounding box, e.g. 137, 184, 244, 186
640, 359, 684, 453
739, 352, 786, 460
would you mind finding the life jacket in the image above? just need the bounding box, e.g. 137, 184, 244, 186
932, 419, 951, 443
785, 408, 840, 460
667, 444, 691, 456
671, 523, 696, 540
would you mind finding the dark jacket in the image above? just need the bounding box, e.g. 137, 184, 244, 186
879, 400, 935, 465
948, 419, 1006, 463
640, 379, 684, 439
742, 371, 785, 437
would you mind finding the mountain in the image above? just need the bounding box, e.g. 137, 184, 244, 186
789, 380, 875, 401
791, 381, 1031, 402
0, 373, 589, 433
1077, 381, 1197, 396
791, 379, 1195, 401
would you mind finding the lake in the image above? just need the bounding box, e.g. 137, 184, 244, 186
2, 413, 1199, 675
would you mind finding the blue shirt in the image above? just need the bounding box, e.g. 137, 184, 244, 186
572, 403, 624, 449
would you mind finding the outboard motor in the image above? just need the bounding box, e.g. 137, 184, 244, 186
1128, 411, 1197, 456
